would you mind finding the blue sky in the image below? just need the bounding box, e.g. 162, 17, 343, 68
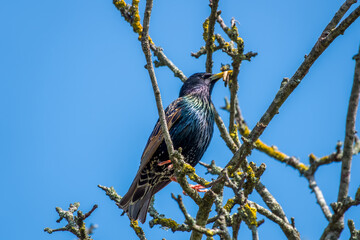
1, 1, 360, 239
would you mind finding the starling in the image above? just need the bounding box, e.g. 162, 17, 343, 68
119, 71, 230, 223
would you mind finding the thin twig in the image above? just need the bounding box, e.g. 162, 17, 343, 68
307, 142, 343, 174
141, 0, 175, 157
249, 201, 300, 240
320, 195, 360, 240
223, 96, 309, 174
305, 174, 332, 221
250, 225, 259, 240
150, 44, 187, 82
348, 219, 360, 240
191, 5, 360, 240
205, 0, 220, 73
338, 44, 360, 202
255, 182, 289, 224
323, 0, 358, 33
324, 43, 360, 239
171, 194, 227, 238
130, 220, 148, 240
225, 3, 360, 176
141, 0, 202, 205
44, 203, 98, 240
113, 0, 187, 82
214, 108, 238, 153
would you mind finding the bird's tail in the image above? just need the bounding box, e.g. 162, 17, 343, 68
119, 175, 171, 223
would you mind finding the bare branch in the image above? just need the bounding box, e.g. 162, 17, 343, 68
250, 201, 300, 240
98, 184, 121, 205
323, 0, 358, 33
221, 96, 309, 174
204, 0, 220, 73
188, 5, 360, 240
320, 195, 360, 240
130, 220, 148, 240
44, 203, 98, 240
323, 42, 360, 240
238, 203, 259, 239
225, 2, 360, 176
150, 44, 187, 82
307, 142, 343, 174
113, 0, 187, 82
214, 108, 238, 153
305, 175, 332, 221
255, 182, 289, 224
348, 219, 360, 240
110, 2, 360, 240
338, 44, 360, 202
141, 0, 175, 157
140, 1, 205, 204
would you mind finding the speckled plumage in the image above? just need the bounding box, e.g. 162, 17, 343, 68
119, 72, 221, 223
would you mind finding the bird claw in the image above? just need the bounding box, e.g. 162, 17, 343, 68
158, 160, 173, 170
183, 184, 208, 195
169, 177, 208, 194
158, 160, 172, 166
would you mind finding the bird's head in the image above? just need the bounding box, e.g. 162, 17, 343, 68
179, 71, 232, 98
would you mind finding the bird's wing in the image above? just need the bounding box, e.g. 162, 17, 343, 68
139, 97, 183, 169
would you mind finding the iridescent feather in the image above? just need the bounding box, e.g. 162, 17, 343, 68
119, 72, 223, 223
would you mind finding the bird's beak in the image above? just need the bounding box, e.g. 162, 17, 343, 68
209, 70, 233, 81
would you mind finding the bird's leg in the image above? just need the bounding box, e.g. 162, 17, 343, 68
158, 160, 172, 166
169, 177, 208, 193
158, 160, 173, 170
189, 184, 208, 192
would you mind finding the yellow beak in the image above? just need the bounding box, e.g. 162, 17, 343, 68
209, 70, 233, 81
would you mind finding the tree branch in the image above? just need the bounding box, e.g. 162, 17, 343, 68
323, 0, 358, 33
113, 0, 187, 82
204, 0, 220, 73
338, 44, 360, 203
255, 182, 289, 224
306, 174, 333, 221
141, 0, 175, 157
348, 219, 360, 240
222, 96, 309, 174
214, 108, 238, 153
225, 2, 360, 176
130, 220, 148, 240
191, 4, 360, 240
44, 203, 98, 240
150, 44, 187, 82
141, 0, 205, 205
249, 201, 300, 240
324, 43, 360, 239
320, 194, 360, 240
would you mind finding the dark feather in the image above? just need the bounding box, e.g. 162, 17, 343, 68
119, 72, 221, 223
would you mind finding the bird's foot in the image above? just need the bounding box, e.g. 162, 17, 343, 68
169, 177, 208, 194
188, 184, 208, 193
158, 160, 172, 166
183, 184, 208, 195
158, 160, 173, 170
